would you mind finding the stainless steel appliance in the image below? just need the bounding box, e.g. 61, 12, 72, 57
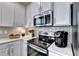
33, 10, 53, 26
27, 34, 54, 56
71, 2, 79, 56
54, 31, 68, 48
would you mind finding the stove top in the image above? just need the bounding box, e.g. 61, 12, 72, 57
27, 38, 54, 49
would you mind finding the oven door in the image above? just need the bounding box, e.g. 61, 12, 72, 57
27, 43, 48, 56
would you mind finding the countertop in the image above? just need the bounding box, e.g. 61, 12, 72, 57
0, 36, 37, 44
48, 43, 73, 56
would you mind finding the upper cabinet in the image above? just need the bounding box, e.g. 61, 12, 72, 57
14, 3, 25, 27
25, 2, 54, 27
1, 2, 14, 26
0, 3, 2, 26
0, 2, 25, 27
42, 2, 54, 12
25, 2, 40, 27
54, 2, 72, 26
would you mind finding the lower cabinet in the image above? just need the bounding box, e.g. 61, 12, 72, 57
0, 40, 21, 56
21, 39, 27, 56
10, 46, 21, 56
0, 48, 10, 56
22, 43, 27, 56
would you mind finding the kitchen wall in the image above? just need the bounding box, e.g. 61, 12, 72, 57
0, 26, 72, 45
35, 26, 72, 45
0, 27, 26, 38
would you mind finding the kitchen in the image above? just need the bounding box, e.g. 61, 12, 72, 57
0, 2, 78, 56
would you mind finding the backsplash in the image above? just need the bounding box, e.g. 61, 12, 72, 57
0, 26, 72, 45
0, 27, 26, 38
35, 26, 72, 45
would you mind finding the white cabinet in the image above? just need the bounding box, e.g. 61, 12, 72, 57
0, 48, 10, 56
10, 40, 21, 56
14, 3, 25, 27
26, 2, 40, 27
31, 2, 40, 15
0, 2, 26, 27
0, 3, 2, 26
26, 3, 32, 27
0, 40, 21, 56
42, 2, 54, 12
54, 2, 72, 26
10, 46, 19, 56
0, 2, 14, 27
25, 2, 54, 27
22, 43, 27, 56
1, 2, 14, 26
0, 43, 11, 56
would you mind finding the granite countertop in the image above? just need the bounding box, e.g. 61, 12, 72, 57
48, 43, 73, 56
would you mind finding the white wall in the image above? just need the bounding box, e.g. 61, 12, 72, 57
0, 27, 26, 38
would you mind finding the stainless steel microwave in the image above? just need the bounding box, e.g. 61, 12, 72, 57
33, 10, 53, 26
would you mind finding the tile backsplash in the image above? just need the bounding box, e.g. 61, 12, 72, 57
35, 26, 72, 45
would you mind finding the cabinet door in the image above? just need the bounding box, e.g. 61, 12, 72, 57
1, 2, 14, 26
32, 2, 40, 15
22, 43, 27, 56
0, 50, 3, 56
0, 3, 2, 26
26, 2, 40, 27
14, 3, 25, 27
26, 3, 32, 27
54, 2, 71, 26
42, 2, 54, 12
10, 46, 21, 56
11, 41, 21, 56
0, 48, 10, 56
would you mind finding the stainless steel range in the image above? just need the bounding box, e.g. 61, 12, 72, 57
27, 32, 55, 56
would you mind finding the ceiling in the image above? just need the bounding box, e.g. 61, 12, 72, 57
19, 2, 31, 6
